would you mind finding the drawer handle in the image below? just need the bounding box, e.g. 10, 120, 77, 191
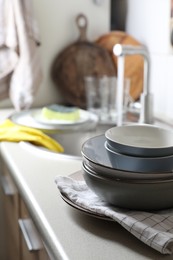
0, 176, 16, 195
18, 218, 43, 251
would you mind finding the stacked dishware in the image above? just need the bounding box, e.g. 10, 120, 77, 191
81, 124, 173, 210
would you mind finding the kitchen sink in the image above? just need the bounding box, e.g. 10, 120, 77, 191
20, 123, 115, 159
19, 114, 173, 160
50, 124, 113, 157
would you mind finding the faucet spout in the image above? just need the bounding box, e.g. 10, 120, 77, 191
113, 44, 153, 125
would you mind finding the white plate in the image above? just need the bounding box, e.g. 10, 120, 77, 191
31, 109, 90, 126
9, 109, 99, 132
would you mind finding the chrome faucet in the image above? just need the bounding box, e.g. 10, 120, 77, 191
113, 44, 153, 125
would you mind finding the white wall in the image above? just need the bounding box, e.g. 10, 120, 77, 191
126, 0, 172, 54
150, 53, 173, 122
125, 0, 173, 122
0, 0, 110, 109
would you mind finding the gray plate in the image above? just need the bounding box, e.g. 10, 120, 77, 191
105, 124, 173, 157
81, 135, 173, 174
60, 171, 111, 220
83, 158, 173, 181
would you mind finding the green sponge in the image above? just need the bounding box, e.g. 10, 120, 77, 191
42, 104, 80, 121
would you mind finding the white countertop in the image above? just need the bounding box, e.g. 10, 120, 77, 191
0, 109, 172, 259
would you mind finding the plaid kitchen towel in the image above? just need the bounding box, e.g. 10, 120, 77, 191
55, 175, 173, 255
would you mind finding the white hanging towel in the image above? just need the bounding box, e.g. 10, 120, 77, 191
0, 0, 42, 110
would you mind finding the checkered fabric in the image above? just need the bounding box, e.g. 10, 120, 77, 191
55, 175, 173, 255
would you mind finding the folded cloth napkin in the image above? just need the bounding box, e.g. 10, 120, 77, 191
0, 119, 64, 153
55, 175, 173, 255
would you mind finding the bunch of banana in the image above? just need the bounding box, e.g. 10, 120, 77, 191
0, 119, 64, 153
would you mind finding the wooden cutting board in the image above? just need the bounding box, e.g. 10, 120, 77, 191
95, 31, 144, 101
51, 14, 116, 109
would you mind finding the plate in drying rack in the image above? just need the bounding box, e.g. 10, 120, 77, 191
9, 109, 99, 132
31, 109, 93, 126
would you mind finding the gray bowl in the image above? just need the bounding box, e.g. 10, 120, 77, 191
105, 141, 173, 173
105, 124, 173, 157
82, 162, 173, 210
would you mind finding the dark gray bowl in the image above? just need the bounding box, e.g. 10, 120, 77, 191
105, 141, 173, 173
82, 162, 173, 210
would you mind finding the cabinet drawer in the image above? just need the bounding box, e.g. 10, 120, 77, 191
1, 164, 19, 221
0, 162, 20, 260
19, 200, 50, 260
0, 160, 50, 260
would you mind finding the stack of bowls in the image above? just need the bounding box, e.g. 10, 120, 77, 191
81, 124, 173, 210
